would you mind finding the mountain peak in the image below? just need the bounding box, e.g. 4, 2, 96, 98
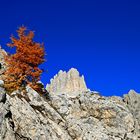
46, 68, 88, 93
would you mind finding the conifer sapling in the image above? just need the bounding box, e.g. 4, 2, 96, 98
4, 26, 45, 93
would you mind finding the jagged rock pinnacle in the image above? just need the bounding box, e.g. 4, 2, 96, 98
0, 47, 7, 79
0, 47, 140, 139
46, 68, 88, 93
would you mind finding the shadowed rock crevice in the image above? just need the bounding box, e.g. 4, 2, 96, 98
15, 133, 32, 140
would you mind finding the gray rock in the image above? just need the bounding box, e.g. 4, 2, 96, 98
0, 80, 4, 86
0, 87, 6, 103
0, 99, 16, 140
0, 65, 139, 139
0, 93, 6, 103
0, 47, 7, 80
123, 90, 140, 139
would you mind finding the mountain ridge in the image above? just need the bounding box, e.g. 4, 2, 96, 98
0, 48, 140, 140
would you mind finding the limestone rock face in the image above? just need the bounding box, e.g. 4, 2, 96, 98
46, 68, 88, 93
123, 90, 140, 138
0, 48, 140, 139
0, 47, 7, 79
0, 82, 140, 140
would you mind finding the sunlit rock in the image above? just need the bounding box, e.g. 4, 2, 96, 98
46, 68, 88, 94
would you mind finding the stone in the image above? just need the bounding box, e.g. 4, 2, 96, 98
46, 68, 88, 94
0, 86, 6, 103
0, 80, 4, 86
0, 47, 7, 80
123, 90, 140, 139
0, 65, 139, 139
0, 93, 6, 103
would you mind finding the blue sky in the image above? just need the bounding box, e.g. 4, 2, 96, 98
0, 0, 140, 96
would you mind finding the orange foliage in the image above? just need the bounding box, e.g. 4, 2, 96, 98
4, 26, 45, 92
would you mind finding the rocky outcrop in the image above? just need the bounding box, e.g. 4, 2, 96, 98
0, 48, 140, 140
123, 90, 140, 139
0, 72, 140, 139
0, 47, 7, 79
46, 68, 88, 93
0, 85, 140, 140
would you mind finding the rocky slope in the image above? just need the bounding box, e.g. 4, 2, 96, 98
0, 49, 140, 140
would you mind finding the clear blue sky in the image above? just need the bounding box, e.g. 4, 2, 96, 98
0, 0, 140, 96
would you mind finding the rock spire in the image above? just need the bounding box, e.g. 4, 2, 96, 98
0, 46, 7, 79
46, 68, 88, 93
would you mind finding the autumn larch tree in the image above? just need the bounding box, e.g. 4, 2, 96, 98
4, 26, 45, 93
